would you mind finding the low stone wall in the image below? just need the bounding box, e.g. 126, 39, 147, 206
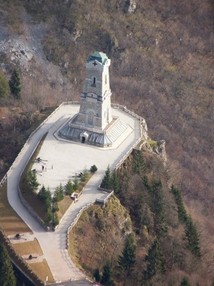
66, 202, 94, 250
95, 191, 114, 206
0, 174, 7, 188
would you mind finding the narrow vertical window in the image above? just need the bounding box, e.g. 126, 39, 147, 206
93, 77, 96, 86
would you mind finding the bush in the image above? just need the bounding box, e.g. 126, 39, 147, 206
90, 165, 98, 173
54, 184, 64, 201
65, 179, 73, 195
9, 69, 21, 98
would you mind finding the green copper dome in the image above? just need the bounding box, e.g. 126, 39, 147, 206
87, 51, 108, 64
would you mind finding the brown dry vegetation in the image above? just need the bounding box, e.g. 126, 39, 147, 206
70, 149, 211, 285
0, 0, 213, 284
0, 183, 55, 282
69, 196, 131, 274
0, 183, 30, 235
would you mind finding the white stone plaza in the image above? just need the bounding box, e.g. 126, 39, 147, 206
31, 103, 145, 193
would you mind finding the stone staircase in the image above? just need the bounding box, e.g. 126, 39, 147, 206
106, 119, 128, 143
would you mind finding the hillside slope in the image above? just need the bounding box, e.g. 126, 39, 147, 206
70, 148, 209, 285
0, 0, 213, 283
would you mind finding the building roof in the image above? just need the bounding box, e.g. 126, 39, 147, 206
87, 51, 108, 64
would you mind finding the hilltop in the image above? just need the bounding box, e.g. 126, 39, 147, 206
0, 0, 213, 284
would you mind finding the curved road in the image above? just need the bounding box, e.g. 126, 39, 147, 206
7, 103, 142, 283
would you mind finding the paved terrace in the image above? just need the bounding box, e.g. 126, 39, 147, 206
7, 103, 145, 284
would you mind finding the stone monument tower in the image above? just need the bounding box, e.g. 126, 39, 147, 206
75, 51, 112, 131
58, 51, 129, 147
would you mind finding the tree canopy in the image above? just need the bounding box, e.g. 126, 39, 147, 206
9, 69, 21, 98
0, 243, 16, 286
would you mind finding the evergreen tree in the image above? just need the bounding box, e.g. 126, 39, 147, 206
27, 170, 39, 192
93, 268, 100, 282
101, 166, 111, 189
54, 184, 64, 201
9, 69, 21, 98
0, 70, 9, 98
65, 179, 73, 195
0, 243, 16, 286
118, 234, 136, 276
180, 277, 191, 286
38, 186, 51, 207
111, 170, 120, 194
143, 239, 165, 280
185, 216, 201, 257
101, 262, 112, 285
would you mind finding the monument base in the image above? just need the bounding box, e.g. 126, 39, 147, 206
58, 115, 131, 147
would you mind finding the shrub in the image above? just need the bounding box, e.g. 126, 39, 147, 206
90, 165, 98, 173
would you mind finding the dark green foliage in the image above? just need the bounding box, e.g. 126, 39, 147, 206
9, 69, 21, 98
0, 244, 16, 286
180, 277, 191, 286
38, 186, 51, 207
65, 179, 73, 195
101, 166, 112, 189
73, 177, 79, 191
132, 150, 145, 174
118, 234, 136, 276
185, 216, 201, 257
101, 262, 112, 285
146, 180, 168, 237
93, 268, 101, 282
171, 186, 188, 223
171, 186, 201, 257
90, 165, 98, 173
0, 70, 9, 98
143, 239, 165, 281
101, 167, 120, 193
26, 170, 39, 192
54, 184, 64, 201
111, 170, 120, 194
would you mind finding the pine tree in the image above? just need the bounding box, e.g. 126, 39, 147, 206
54, 184, 64, 201
111, 170, 120, 194
185, 216, 201, 257
101, 262, 112, 285
143, 239, 165, 280
93, 268, 101, 282
118, 234, 136, 276
9, 69, 21, 98
0, 243, 16, 286
101, 166, 111, 189
65, 179, 73, 195
180, 277, 191, 286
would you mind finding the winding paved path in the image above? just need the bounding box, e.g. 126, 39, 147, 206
7, 103, 143, 284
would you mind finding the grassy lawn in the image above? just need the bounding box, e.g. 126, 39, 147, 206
12, 238, 43, 256
58, 196, 73, 221
0, 183, 30, 235
29, 260, 55, 283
